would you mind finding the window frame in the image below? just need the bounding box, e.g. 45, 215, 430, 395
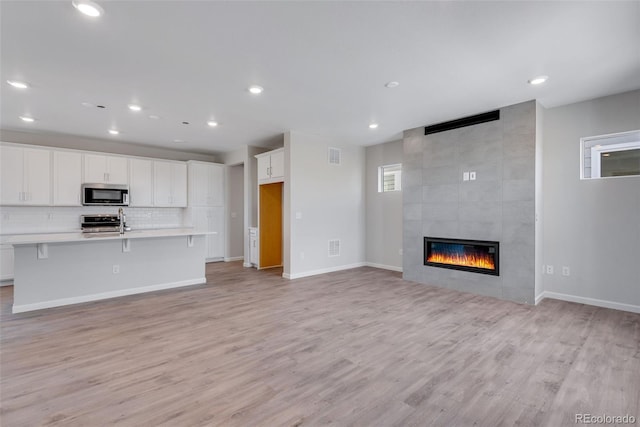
378, 163, 402, 193
580, 129, 640, 180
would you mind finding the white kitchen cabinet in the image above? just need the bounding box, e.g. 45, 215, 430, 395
0, 245, 14, 282
192, 207, 225, 261
256, 148, 284, 183
188, 161, 224, 207
0, 145, 51, 206
129, 158, 154, 207
53, 150, 82, 206
249, 227, 258, 267
83, 153, 128, 184
153, 160, 187, 207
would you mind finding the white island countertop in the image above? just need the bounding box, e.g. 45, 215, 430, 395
1, 228, 216, 246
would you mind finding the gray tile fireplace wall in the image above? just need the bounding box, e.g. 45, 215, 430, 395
403, 101, 539, 304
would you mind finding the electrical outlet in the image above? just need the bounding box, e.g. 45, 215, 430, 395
470, 171, 476, 181
463, 172, 470, 181
300, 252, 305, 259
546, 265, 554, 275
112, 265, 120, 274
562, 266, 570, 276
296, 212, 302, 220
231, 212, 237, 219
399, 248, 403, 256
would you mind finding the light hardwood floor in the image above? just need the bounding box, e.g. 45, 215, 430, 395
1, 262, 638, 426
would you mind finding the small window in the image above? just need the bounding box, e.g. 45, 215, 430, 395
581, 130, 640, 179
378, 164, 402, 192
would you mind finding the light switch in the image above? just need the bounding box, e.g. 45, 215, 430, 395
470, 171, 476, 181
463, 172, 470, 181
296, 212, 302, 220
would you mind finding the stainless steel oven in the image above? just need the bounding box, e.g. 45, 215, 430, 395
81, 183, 129, 206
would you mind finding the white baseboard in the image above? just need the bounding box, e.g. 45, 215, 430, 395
365, 262, 403, 272
12, 278, 206, 314
536, 291, 640, 314
283, 262, 366, 280
243, 262, 253, 268
224, 256, 244, 262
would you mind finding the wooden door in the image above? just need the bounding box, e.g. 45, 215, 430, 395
259, 182, 283, 268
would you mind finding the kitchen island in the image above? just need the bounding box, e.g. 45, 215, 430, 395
1, 229, 214, 313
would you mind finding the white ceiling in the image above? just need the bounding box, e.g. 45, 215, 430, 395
2, 1, 639, 155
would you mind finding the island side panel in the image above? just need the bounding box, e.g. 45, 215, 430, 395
12, 235, 206, 313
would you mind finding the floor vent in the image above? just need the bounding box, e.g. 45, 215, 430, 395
328, 147, 341, 165
424, 110, 500, 135
328, 239, 340, 257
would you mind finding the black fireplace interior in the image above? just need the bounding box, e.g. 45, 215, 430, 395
424, 237, 499, 276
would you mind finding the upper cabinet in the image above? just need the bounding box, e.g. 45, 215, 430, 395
129, 158, 154, 207
83, 153, 128, 184
153, 160, 187, 207
188, 161, 224, 207
0, 142, 205, 209
0, 145, 51, 206
256, 148, 284, 184
53, 150, 82, 206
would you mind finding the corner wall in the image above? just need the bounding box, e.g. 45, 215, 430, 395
541, 90, 640, 311
365, 140, 403, 271
284, 131, 366, 278
403, 101, 538, 304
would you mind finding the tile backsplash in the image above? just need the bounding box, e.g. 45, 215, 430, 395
0, 206, 186, 235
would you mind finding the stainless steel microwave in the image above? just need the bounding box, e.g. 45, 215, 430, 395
82, 183, 129, 206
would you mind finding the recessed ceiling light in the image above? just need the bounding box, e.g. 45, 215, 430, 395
369, 123, 379, 129
19, 116, 35, 123
128, 104, 142, 112
385, 81, 400, 88
528, 75, 549, 85
173, 139, 186, 143
148, 115, 160, 120
248, 85, 264, 94
72, 1, 104, 17
7, 80, 29, 89
207, 121, 218, 127
81, 102, 94, 107
108, 129, 119, 135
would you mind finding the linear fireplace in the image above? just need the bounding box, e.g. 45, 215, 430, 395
424, 237, 499, 276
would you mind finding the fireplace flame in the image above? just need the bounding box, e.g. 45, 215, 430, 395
427, 252, 495, 270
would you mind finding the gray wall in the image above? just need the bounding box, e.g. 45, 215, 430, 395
542, 90, 640, 308
0, 129, 218, 162
365, 140, 403, 270
403, 101, 539, 304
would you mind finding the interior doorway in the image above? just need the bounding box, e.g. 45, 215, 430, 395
227, 164, 244, 261
259, 182, 283, 268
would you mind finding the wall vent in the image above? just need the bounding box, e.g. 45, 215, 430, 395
424, 110, 500, 135
328, 239, 340, 257
328, 147, 341, 165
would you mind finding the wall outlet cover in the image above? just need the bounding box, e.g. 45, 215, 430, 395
463, 172, 470, 181
470, 171, 476, 180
